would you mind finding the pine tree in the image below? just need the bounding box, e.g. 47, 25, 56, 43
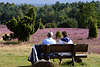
88, 3, 98, 38
88, 16, 98, 38
38, 18, 44, 29
6, 7, 37, 41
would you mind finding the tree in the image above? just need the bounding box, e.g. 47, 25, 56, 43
76, 3, 89, 28
35, 18, 44, 29
6, 7, 37, 41
87, 3, 98, 38
77, 2, 97, 28
88, 16, 98, 38
17, 8, 23, 18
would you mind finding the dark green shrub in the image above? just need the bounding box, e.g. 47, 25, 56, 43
10, 33, 16, 39
2, 34, 11, 41
6, 7, 37, 42
56, 31, 62, 39
88, 16, 98, 38
45, 23, 57, 28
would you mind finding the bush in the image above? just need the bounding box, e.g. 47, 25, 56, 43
6, 7, 37, 42
2, 34, 11, 41
56, 31, 62, 39
58, 18, 78, 28
2, 33, 17, 41
10, 33, 16, 39
88, 16, 98, 38
45, 23, 57, 28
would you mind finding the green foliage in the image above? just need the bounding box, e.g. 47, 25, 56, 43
1, 1, 100, 28
58, 18, 78, 28
6, 17, 18, 32
56, 31, 62, 39
37, 18, 44, 29
6, 7, 37, 41
88, 16, 98, 38
0, 3, 34, 24
2, 33, 16, 41
2, 34, 11, 41
77, 4, 89, 28
45, 23, 57, 28
77, 2, 97, 28
10, 33, 16, 39
26, 7, 36, 22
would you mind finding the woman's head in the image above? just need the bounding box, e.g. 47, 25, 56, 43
62, 31, 68, 37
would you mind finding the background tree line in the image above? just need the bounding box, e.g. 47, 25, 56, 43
1, 1, 99, 41
0, 1, 100, 28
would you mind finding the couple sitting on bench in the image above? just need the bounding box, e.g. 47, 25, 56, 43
42, 31, 73, 45
28, 31, 81, 64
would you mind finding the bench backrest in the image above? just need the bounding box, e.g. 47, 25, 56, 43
41, 44, 88, 53
41, 44, 88, 60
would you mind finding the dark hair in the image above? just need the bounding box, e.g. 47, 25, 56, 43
62, 31, 68, 37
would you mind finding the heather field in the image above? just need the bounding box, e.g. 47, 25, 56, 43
0, 25, 100, 67
30, 28, 100, 54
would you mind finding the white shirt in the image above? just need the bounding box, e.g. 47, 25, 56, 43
57, 37, 73, 44
57, 39, 73, 44
42, 37, 56, 45
57, 37, 73, 56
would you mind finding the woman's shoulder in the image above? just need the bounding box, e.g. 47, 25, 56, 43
61, 37, 70, 42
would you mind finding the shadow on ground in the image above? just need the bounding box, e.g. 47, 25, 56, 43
61, 60, 87, 66
18, 65, 32, 67
0, 41, 19, 45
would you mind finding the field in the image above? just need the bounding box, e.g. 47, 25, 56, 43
0, 44, 100, 67
0, 25, 100, 67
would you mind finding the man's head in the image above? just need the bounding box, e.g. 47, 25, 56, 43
62, 31, 68, 37
47, 32, 53, 38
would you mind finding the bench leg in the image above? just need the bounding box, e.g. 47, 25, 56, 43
59, 58, 62, 64
72, 57, 75, 66
53, 59, 55, 62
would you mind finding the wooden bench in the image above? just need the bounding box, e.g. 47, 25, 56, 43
41, 44, 88, 66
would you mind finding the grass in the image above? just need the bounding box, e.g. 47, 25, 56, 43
0, 44, 32, 67
0, 43, 100, 67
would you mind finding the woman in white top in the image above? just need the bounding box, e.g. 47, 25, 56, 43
57, 31, 73, 44
57, 31, 82, 63
57, 31, 73, 57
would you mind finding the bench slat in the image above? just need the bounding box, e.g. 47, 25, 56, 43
74, 44, 88, 52
49, 44, 74, 52
49, 54, 87, 59
42, 44, 88, 52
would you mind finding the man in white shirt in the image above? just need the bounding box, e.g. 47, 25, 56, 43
28, 32, 56, 63
42, 32, 56, 45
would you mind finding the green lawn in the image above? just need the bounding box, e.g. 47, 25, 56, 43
0, 44, 100, 67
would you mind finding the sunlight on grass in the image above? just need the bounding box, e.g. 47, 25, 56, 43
0, 44, 100, 67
